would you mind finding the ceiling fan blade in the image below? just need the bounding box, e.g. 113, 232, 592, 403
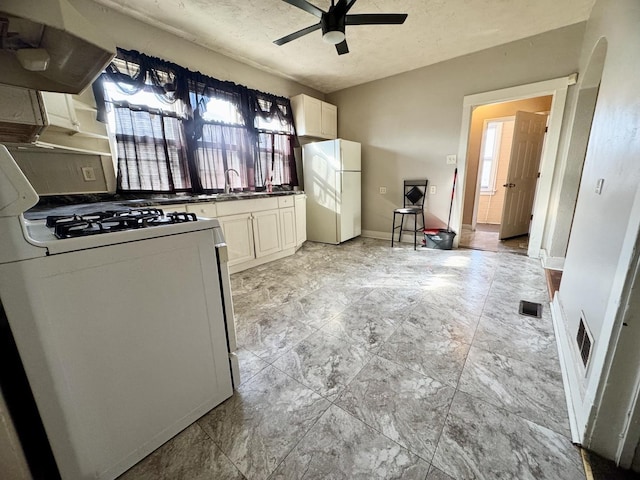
344, 0, 358, 13
345, 13, 408, 25
273, 23, 321, 46
281, 0, 325, 18
333, 0, 357, 14
335, 39, 349, 55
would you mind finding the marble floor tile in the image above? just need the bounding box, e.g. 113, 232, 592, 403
488, 278, 549, 305
405, 300, 480, 345
236, 348, 269, 386
336, 355, 456, 460
274, 284, 372, 330
235, 307, 316, 361
117, 423, 245, 480
458, 346, 570, 435
377, 321, 470, 386
273, 333, 372, 401
198, 366, 330, 480
480, 294, 555, 337
363, 287, 426, 314
432, 391, 584, 480
473, 314, 560, 371
426, 466, 456, 480
422, 285, 488, 315
320, 300, 401, 351
269, 405, 431, 480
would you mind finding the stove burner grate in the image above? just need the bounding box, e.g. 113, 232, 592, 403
46, 208, 199, 239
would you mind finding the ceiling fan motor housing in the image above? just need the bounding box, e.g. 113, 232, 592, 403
321, 12, 345, 44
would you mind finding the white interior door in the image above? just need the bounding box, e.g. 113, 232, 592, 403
499, 111, 548, 239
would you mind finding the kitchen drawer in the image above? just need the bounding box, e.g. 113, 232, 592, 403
187, 202, 217, 218
216, 197, 279, 216
278, 196, 294, 208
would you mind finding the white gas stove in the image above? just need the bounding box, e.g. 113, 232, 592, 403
0, 146, 239, 480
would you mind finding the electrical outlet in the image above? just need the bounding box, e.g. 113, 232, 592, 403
379, 186, 387, 194
446, 154, 457, 165
430, 185, 437, 195
82, 167, 96, 182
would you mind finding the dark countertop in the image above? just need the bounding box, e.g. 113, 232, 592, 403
24, 190, 304, 220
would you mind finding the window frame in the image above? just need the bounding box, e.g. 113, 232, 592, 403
479, 117, 512, 195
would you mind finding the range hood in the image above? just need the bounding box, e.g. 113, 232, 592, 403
0, 0, 116, 94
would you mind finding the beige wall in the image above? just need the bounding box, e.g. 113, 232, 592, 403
463, 96, 553, 224
326, 24, 584, 235
476, 119, 514, 224
69, 0, 322, 100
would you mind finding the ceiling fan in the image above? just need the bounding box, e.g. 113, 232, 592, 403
273, 0, 408, 55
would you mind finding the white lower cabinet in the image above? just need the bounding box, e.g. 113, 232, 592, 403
253, 209, 281, 258
280, 207, 297, 251
209, 194, 306, 273
218, 213, 255, 267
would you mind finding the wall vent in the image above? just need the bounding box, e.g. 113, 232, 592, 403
576, 311, 593, 368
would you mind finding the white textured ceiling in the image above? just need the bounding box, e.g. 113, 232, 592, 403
91, 0, 595, 93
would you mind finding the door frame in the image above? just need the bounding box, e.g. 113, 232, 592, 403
454, 75, 574, 257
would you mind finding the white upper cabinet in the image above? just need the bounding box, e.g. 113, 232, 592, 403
40, 92, 80, 132
290, 94, 337, 140
0, 85, 111, 156
321, 102, 337, 139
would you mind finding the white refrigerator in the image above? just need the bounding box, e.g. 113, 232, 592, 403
303, 139, 361, 244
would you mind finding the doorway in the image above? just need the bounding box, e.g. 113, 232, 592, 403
453, 75, 572, 258
459, 96, 552, 253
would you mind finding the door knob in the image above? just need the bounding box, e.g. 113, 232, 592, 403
503, 183, 516, 188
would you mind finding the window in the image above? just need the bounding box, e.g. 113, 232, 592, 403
97, 48, 298, 194
254, 96, 297, 188
479, 120, 504, 194
102, 56, 191, 192
188, 83, 254, 191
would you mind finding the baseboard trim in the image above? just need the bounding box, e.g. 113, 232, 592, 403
228, 247, 296, 274
361, 229, 425, 245
551, 293, 583, 444
541, 249, 566, 270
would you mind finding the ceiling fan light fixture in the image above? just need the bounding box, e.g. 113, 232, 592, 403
322, 30, 345, 45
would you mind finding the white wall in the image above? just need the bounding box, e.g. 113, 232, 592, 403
554, 0, 640, 459
326, 24, 585, 237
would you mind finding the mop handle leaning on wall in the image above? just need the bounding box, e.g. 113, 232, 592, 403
446, 167, 458, 232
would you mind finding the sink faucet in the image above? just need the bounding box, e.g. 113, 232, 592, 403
224, 168, 239, 194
